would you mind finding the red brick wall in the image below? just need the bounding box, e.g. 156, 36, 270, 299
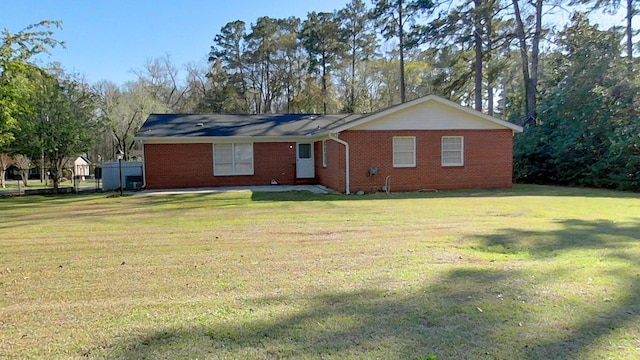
315, 140, 345, 192
321, 129, 514, 193
144, 143, 297, 189
144, 129, 514, 192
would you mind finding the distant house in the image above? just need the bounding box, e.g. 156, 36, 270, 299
135, 95, 523, 194
73, 156, 91, 179
5, 165, 40, 180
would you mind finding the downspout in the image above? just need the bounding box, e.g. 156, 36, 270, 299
328, 133, 350, 195
141, 142, 147, 189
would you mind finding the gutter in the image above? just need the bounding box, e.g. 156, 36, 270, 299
328, 133, 350, 195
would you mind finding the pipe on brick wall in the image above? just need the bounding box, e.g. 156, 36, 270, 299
328, 133, 350, 195
141, 144, 147, 189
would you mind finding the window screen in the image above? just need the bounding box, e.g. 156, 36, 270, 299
393, 136, 416, 167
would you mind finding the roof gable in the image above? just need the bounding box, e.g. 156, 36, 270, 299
74, 156, 90, 165
327, 95, 522, 133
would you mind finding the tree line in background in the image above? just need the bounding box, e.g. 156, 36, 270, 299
1, 0, 639, 191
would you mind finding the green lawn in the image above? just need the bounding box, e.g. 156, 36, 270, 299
1, 185, 639, 359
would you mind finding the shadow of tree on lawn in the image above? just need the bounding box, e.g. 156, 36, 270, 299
87, 219, 639, 359
476, 219, 640, 257
95, 268, 527, 359
474, 219, 640, 359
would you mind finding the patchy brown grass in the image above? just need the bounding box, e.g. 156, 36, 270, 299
1, 185, 639, 359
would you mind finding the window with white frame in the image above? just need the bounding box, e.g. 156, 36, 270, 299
441, 136, 464, 166
393, 136, 416, 167
322, 140, 327, 167
213, 143, 254, 176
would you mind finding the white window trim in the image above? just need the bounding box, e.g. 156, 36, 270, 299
322, 140, 327, 167
213, 143, 254, 176
393, 136, 416, 168
441, 136, 464, 167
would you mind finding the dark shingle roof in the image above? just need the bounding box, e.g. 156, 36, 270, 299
136, 113, 366, 138
136, 96, 523, 140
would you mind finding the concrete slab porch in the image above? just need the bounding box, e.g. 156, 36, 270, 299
134, 184, 332, 196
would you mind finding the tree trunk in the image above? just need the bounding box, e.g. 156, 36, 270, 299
287, 62, 293, 113
20, 170, 28, 187
0, 154, 9, 188
322, 50, 328, 114
50, 159, 62, 193
350, 32, 357, 112
627, 0, 633, 72
398, 0, 406, 103
40, 149, 45, 183
487, 76, 494, 116
529, 0, 542, 122
265, 58, 272, 113
473, 0, 483, 112
512, 0, 539, 124
486, 6, 494, 116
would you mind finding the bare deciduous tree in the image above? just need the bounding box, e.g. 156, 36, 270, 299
133, 55, 189, 111
0, 153, 12, 188
94, 80, 168, 161
13, 154, 31, 186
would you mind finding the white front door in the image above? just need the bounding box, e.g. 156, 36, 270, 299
296, 142, 315, 178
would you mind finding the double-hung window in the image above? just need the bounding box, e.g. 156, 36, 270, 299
393, 136, 416, 167
213, 143, 254, 176
441, 136, 464, 166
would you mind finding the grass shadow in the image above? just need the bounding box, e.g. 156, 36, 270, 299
87, 218, 640, 359
472, 219, 640, 359
474, 219, 640, 257
0, 192, 250, 230
90, 268, 526, 359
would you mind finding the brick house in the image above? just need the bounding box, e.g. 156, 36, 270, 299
136, 95, 523, 193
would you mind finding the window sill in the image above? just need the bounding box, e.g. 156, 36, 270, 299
213, 173, 255, 176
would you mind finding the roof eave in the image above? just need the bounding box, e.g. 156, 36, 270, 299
135, 134, 326, 144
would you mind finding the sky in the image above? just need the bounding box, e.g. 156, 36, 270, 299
3, 1, 630, 86
3, 0, 350, 84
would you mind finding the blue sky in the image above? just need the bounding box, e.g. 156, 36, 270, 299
4, 0, 350, 84
4, 1, 629, 85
